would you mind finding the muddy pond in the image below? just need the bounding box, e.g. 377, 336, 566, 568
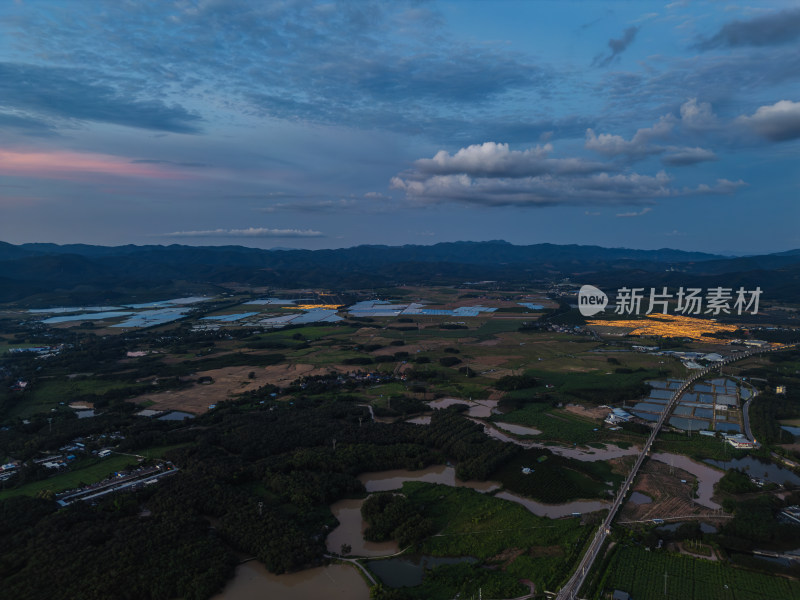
212, 561, 370, 600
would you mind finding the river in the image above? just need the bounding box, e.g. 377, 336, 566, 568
494, 490, 610, 518
476, 419, 641, 462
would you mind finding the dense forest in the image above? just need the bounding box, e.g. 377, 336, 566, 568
0, 378, 621, 600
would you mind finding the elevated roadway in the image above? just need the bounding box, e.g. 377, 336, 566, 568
555, 344, 795, 600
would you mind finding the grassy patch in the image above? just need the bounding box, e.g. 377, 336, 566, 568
493, 403, 604, 444
403, 481, 592, 593
491, 448, 620, 503
12, 378, 147, 418
521, 367, 662, 405
0, 454, 138, 500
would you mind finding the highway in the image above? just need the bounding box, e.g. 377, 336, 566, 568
555, 344, 795, 600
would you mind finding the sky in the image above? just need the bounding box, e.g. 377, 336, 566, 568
1, 0, 799, 255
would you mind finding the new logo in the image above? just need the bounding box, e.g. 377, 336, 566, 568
578, 285, 608, 317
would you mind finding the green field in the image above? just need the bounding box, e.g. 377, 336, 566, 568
593, 545, 800, 600
492, 448, 620, 503
403, 481, 592, 593
11, 378, 145, 418
0, 454, 139, 500
654, 432, 754, 461
0, 444, 186, 500
0, 343, 39, 355
492, 403, 606, 444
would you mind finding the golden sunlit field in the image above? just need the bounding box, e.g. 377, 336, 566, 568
587, 313, 740, 343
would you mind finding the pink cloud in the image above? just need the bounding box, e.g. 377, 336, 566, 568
0, 149, 192, 181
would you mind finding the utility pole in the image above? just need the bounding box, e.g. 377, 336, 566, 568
664, 570, 668, 596
332, 438, 336, 451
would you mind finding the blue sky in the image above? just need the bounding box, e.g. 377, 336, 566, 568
1, 0, 798, 254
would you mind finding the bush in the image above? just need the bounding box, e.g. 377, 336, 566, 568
343, 356, 374, 365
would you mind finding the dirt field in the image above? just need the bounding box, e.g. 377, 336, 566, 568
618, 460, 724, 523
131, 363, 345, 414
564, 404, 608, 420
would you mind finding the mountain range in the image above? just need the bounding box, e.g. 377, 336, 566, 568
1, 240, 799, 306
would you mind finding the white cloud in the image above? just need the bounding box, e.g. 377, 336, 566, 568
692, 178, 747, 194
584, 115, 674, 158
410, 141, 605, 178
679, 98, 718, 131
155, 227, 324, 238
392, 140, 745, 208
391, 170, 676, 207
736, 100, 800, 141
259, 199, 357, 213
616, 207, 653, 217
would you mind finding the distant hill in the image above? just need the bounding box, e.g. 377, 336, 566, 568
0, 240, 798, 305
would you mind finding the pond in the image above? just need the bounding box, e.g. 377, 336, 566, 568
29, 306, 123, 314
705, 456, 800, 486
493, 422, 542, 436
157, 411, 195, 421
427, 397, 498, 418
406, 415, 431, 425
358, 465, 500, 493
43, 311, 134, 324
358, 465, 609, 519
656, 521, 718, 534
650, 453, 723, 509
111, 308, 190, 328
365, 555, 477, 588
629, 492, 652, 505
326, 498, 399, 557
212, 561, 370, 600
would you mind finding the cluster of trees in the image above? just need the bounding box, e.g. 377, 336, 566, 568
361, 492, 434, 547
438, 356, 461, 367
749, 388, 800, 445
719, 494, 800, 551
0, 494, 235, 600
495, 373, 538, 391
372, 395, 427, 418
717, 468, 759, 495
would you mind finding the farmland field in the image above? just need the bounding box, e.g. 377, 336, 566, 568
594, 545, 800, 600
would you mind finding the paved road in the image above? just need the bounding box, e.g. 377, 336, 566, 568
742, 386, 758, 441
555, 344, 796, 600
